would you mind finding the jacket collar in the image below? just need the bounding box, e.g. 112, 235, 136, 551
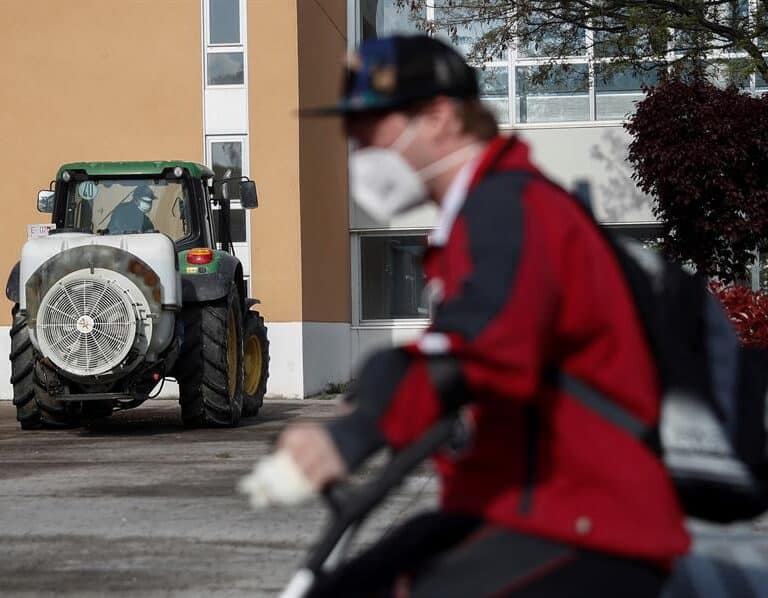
429, 135, 532, 247
429, 154, 481, 247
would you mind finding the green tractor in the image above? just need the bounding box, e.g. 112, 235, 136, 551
6, 161, 269, 429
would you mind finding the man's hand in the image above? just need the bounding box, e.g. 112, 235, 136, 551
238, 423, 348, 510
277, 422, 348, 489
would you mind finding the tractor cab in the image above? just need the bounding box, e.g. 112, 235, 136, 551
39, 161, 257, 255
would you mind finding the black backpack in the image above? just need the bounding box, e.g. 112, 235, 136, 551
602, 236, 768, 522
530, 173, 768, 523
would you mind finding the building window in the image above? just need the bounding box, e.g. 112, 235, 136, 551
604, 223, 663, 247
516, 65, 590, 123
433, 0, 505, 60
756, 73, 767, 94
206, 135, 250, 269
210, 0, 240, 44
517, 15, 586, 59
205, 0, 245, 87
207, 52, 245, 86
210, 140, 243, 199
212, 206, 247, 243
595, 64, 661, 121
356, 1, 768, 124
360, 234, 429, 321
360, 0, 421, 40
477, 66, 510, 124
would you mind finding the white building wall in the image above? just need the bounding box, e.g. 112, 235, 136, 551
263, 322, 353, 399
0, 322, 355, 401
351, 325, 424, 365
302, 323, 353, 396
1, 326, 10, 400
517, 124, 655, 224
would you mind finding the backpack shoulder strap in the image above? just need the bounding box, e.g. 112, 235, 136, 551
546, 367, 649, 438
545, 366, 660, 452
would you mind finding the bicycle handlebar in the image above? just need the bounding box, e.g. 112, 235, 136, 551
305, 416, 458, 573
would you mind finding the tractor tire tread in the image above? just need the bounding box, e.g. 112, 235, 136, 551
242, 312, 269, 418
176, 285, 243, 427
10, 361, 33, 385
9, 305, 79, 429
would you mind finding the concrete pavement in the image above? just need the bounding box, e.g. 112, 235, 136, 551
0, 400, 437, 597
0, 399, 766, 597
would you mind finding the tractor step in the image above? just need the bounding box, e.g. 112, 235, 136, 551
58, 393, 135, 402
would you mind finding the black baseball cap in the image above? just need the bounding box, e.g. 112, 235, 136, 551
304, 34, 479, 116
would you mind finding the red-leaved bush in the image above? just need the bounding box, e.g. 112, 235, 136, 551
709, 283, 768, 348
626, 78, 768, 284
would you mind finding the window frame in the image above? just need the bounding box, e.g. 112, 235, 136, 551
204, 0, 247, 89
206, 134, 251, 271
352, 229, 432, 327
204, 0, 245, 47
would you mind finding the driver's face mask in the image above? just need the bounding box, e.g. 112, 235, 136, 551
137, 197, 153, 214
349, 117, 481, 222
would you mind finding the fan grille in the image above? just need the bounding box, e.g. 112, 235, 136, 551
37, 275, 137, 376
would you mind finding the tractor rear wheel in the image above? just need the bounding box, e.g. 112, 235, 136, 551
242, 311, 269, 417
176, 285, 244, 427
9, 304, 79, 429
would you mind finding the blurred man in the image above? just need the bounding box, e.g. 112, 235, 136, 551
258, 35, 690, 597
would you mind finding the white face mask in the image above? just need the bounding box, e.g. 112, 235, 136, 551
349, 119, 481, 222
137, 197, 153, 214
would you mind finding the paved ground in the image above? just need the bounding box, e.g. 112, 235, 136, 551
0, 399, 766, 597
0, 400, 437, 597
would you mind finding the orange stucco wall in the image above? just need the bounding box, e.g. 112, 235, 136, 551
247, 0, 350, 324
297, 0, 350, 323
247, 0, 303, 323
1, 0, 350, 327
0, 0, 204, 325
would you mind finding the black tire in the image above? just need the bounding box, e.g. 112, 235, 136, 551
9, 304, 79, 429
176, 284, 244, 427
242, 310, 269, 417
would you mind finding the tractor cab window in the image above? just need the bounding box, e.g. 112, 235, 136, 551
65, 178, 193, 241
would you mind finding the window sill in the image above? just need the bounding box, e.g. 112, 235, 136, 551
501, 120, 628, 131
205, 84, 247, 90
352, 320, 429, 330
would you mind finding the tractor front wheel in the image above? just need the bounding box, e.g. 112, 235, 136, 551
242, 311, 269, 417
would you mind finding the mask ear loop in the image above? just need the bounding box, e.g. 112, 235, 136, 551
418, 143, 484, 182
390, 114, 484, 182
390, 118, 421, 152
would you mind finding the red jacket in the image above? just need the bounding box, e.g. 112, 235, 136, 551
329, 136, 690, 561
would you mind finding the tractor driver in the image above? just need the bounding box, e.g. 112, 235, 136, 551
107, 185, 157, 234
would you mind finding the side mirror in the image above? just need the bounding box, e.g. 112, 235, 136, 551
240, 180, 258, 209
37, 190, 55, 213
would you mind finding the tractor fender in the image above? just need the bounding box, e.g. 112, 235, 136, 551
181, 252, 244, 304
5, 261, 20, 303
